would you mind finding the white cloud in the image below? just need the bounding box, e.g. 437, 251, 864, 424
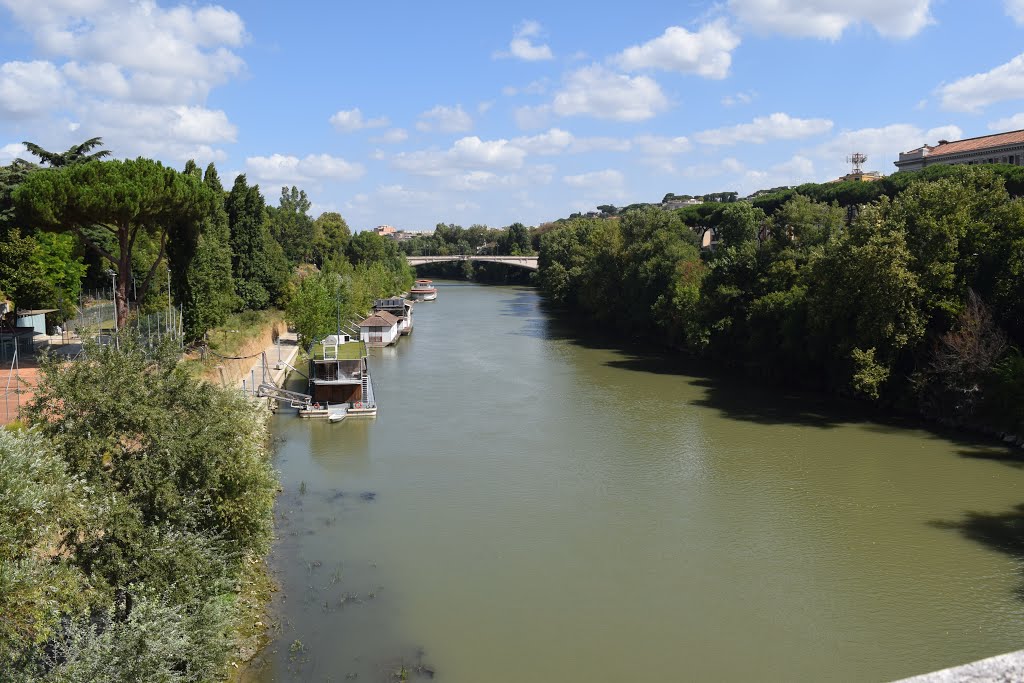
0, 142, 27, 163
614, 20, 740, 80
393, 136, 527, 176
552, 65, 668, 122
477, 100, 494, 114
2, 0, 246, 102
370, 128, 409, 144
634, 135, 692, 156
633, 135, 692, 173
415, 104, 473, 133
0, 1, 247, 159
509, 128, 632, 155
494, 20, 553, 61
0, 60, 67, 118
329, 108, 389, 132
246, 153, 365, 185
925, 125, 963, 142
938, 53, 1024, 113
514, 104, 552, 130
1007, 0, 1024, 24
722, 90, 756, 107
502, 78, 549, 97
727, 0, 933, 39
62, 61, 130, 98
563, 169, 625, 189
989, 113, 1024, 131
695, 113, 833, 145
809, 123, 962, 176
80, 101, 237, 144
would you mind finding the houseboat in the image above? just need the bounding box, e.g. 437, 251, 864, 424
302, 334, 377, 418
373, 297, 414, 335
358, 311, 401, 347
409, 279, 438, 301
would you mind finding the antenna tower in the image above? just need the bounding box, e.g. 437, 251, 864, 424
847, 153, 867, 174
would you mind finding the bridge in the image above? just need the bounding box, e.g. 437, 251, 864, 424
406, 254, 539, 271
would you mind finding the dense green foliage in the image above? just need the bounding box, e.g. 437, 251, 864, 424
0, 339, 276, 681
538, 166, 1024, 434
14, 157, 218, 328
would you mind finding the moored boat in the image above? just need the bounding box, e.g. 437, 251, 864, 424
409, 279, 438, 301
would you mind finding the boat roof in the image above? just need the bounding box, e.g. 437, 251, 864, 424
310, 339, 367, 361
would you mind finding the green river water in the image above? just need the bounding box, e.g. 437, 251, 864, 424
246, 282, 1024, 682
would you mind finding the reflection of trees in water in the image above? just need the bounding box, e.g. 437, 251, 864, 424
933, 501, 1024, 601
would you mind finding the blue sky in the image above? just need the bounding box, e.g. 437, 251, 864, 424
2, 1, 1024, 230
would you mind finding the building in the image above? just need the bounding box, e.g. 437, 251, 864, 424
358, 310, 400, 347
895, 129, 1024, 172
374, 225, 397, 236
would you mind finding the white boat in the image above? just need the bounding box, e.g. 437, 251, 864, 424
329, 412, 346, 423
409, 279, 438, 301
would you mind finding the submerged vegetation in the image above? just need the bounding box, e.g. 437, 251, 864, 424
536, 165, 1024, 437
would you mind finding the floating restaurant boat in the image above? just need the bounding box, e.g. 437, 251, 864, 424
409, 279, 438, 301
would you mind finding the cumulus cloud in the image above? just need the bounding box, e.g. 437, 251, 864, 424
494, 20, 553, 61
1007, 0, 1024, 24
415, 104, 473, 133
0, 60, 67, 118
329, 108, 389, 132
614, 20, 740, 80
1, 0, 246, 102
0, 142, 27, 163
502, 78, 550, 97
695, 113, 833, 145
370, 128, 409, 144
727, 0, 933, 39
563, 169, 625, 189
392, 136, 527, 176
722, 90, 755, 107
510, 128, 632, 155
246, 153, 365, 185
989, 113, 1024, 132
552, 65, 668, 122
809, 123, 961, 176
0, 0, 248, 159
938, 53, 1024, 113
514, 104, 552, 130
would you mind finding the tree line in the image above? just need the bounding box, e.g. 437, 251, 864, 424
0, 138, 413, 343
537, 165, 1024, 436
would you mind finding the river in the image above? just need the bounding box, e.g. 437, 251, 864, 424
246, 282, 1024, 682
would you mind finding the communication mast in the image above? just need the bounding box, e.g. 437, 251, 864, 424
847, 152, 867, 174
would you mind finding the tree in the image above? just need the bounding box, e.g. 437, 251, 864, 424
287, 267, 347, 347
311, 212, 351, 267
15, 159, 216, 328
20, 137, 110, 168
226, 175, 290, 310
714, 202, 765, 247
269, 186, 314, 264
172, 162, 237, 339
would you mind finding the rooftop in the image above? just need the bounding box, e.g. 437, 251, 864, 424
310, 339, 367, 361
359, 310, 400, 327
915, 129, 1024, 157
